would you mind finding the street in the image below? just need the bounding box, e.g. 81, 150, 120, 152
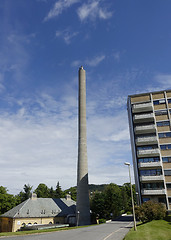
0, 215, 133, 240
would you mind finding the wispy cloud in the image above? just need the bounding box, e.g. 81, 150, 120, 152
154, 73, 171, 89
56, 29, 78, 44
86, 55, 105, 66
44, 0, 80, 21
0, 83, 133, 194
71, 54, 105, 67
0, 32, 35, 90
77, 0, 113, 22
71, 60, 82, 67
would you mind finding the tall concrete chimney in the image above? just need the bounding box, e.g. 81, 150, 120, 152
76, 66, 90, 226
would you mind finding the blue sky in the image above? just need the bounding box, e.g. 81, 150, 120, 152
1, 0, 171, 194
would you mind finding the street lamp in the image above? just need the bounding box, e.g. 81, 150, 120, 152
124, 162, 137, 231
76, 210, 80, 226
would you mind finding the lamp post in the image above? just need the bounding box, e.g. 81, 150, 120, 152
124, 162, 137, 231
76, 211, 80, 226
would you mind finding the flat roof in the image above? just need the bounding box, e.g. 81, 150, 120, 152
128, 89, 171, 98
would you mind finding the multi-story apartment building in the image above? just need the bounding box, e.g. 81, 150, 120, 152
127, 90, 171, 210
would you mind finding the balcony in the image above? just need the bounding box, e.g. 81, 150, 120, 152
132, 102, 153, 113
141, 189, 166, 195
138, 161, 162, 169
140, 175, 164, 182
136, 136, 158, 146
137, 149, 160, 157
133, 113, 154, 123
134, 124, 156, 134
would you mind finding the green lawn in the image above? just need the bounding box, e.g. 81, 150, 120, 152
124, 220, 171, 240
0, 227, 74, 237
0, 225, 91, 237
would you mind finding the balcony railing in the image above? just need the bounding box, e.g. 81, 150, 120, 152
132, 102, 153, 113
133, 113, 154, 123
137, 149, 160, 157
140, 175, 164, 182
141, 189, 166, 195
134, 124, 156, 134
136, 136, 158, 146
138, 161, 162, 168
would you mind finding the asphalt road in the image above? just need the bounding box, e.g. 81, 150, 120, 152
0, 215, 134, 240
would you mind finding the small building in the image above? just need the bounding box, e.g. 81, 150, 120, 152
0, 194, 76, 232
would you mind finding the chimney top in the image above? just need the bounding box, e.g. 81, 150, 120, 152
31, 193, 37, 200
65, 194, 71, 201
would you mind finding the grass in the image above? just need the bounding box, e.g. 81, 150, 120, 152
124, 220, 171, 240
0, 225, 93, 237
0, 226, 78, 237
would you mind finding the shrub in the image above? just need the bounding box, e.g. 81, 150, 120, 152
135, 201, 166, 223
99, 219, 106, 224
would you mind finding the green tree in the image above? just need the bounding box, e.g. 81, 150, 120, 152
49, 187, 55, 198
104, 183, 122, 218
90, 191, 106, 218
34, 183, 50, 198
121, 183, 136, 212
17, 184, 33, 203
55, 182, 64, 198
0, 186, 17, 214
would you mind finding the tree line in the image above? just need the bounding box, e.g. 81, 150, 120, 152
0, 182, 136, 219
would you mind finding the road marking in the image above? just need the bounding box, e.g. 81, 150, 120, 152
103, 222, 133, 240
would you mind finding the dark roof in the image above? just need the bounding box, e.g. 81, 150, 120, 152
1, 197, 76, 218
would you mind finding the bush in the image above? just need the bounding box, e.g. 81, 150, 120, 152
135, 201, 166, 223
99, 219, 106, 224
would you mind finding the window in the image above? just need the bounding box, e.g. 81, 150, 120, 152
138, 157, 160, 163
153, 99, 165, 105
157, 121, 170, 127
168, 99, 171, 103
158, 132, 171, 138
137, 145, 158, 150
158, 198, 166, 203
140, 169, 162, 176
141, 182, 164, 190
164, 170, 171, 176
155, 110, 167, 116
162, 157, 171, 163
160, 144, 171, 150
142, 198, 150, 203
166, 183, 171, 189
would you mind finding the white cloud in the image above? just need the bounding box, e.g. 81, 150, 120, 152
154, 73, 171, 89
71, 54, 105, 67
0, 85, 134, 194
86, 55, 105, 66
77, 0, 113, 22
0, 32, 35, 88
44, 0, 80, 21
71, 60, 82, 67
56, 29, 78, 44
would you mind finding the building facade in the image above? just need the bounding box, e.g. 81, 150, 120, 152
127, 90, 171, 210
0, 194, 76, 232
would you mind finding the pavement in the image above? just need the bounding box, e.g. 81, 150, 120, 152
0, 215, 134, 240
